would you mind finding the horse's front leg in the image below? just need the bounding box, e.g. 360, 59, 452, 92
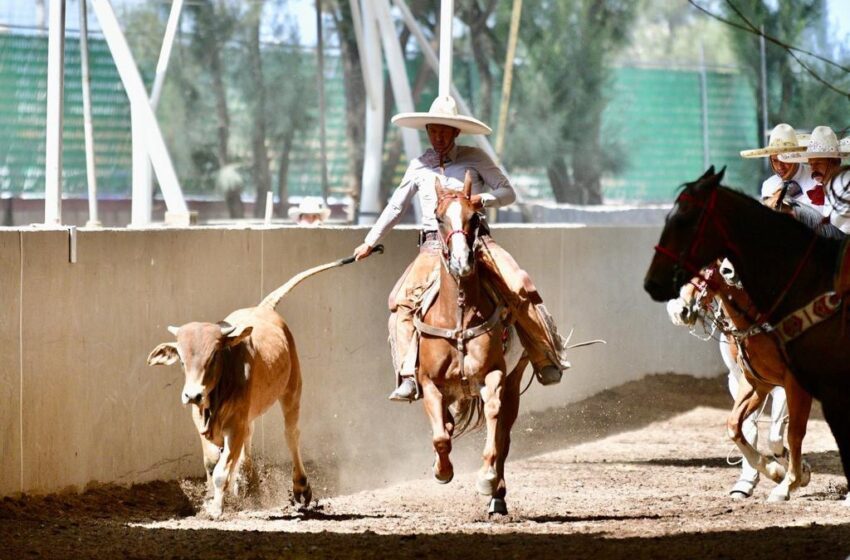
421, 377, 454, 483
768, 374, 812, 502
728, 378, 786, 483
477, 368, 505, 499
486, 359, 527, 516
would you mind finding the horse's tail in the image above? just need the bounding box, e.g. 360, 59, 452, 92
452, 397, 485, 439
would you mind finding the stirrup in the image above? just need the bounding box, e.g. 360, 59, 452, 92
388, 378, 419, 402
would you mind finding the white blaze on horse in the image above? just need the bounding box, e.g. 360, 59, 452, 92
669, 262, 812, 501
414, 172, 527, 516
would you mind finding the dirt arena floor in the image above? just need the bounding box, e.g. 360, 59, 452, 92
2, 373, 849, 559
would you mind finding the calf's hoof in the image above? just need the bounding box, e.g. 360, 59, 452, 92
488, 497, 508, 516
800, 461, 812, 487
293, 482, 313, 507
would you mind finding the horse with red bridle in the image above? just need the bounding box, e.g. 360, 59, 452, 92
415, 172, 528, 516
671, 262, 812, 501
645, 166, 850, 501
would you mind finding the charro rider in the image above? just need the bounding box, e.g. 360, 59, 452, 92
710, 123, 816, 499
780, 126, 850, 236
352, 95, 570, 402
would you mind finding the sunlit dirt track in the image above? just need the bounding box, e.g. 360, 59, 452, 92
2, 374, 848, 559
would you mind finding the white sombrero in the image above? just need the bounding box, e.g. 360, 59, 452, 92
287, 197, 331, 221
780, 126, 850, 162
739, 123, 807, 158
391, 95, 492, 135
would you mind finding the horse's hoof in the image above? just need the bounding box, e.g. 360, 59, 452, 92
433, 469, 454, 485
488, 498, 508, 516
767, 490, 790, 503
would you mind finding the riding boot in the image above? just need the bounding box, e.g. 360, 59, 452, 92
387, 308, 421, 402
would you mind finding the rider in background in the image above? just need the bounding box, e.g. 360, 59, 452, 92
779, 126, 850, 238
779, 127, 850, 235
352, 95, 571, 402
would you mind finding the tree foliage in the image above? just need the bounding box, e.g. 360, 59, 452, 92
505, 0, 638, 203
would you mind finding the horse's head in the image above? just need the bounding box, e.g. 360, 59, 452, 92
644, 166, 730, 301
435, 171, 481, 278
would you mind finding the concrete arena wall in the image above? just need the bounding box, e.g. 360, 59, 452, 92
0, 225, 722, 497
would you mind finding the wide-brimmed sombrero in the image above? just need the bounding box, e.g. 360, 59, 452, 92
287, 197, 331, 221
780, 126, 850, 162
740, 123, 807, 158
391, 95, 492, 135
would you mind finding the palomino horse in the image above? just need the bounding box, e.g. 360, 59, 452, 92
645, 167, 850, 500
415, 172, 528, 516
671, 263, 812, 501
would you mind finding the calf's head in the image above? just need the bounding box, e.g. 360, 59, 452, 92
147, 322, 252, 418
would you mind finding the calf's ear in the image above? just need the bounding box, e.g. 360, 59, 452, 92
224, 324, 253, 347
147, 343, 179, 366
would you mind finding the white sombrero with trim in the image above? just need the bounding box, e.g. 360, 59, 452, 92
780, 126, 850, 162
739, 123, 807, 158
287, 197, 331, 221
391, 95, 492, 135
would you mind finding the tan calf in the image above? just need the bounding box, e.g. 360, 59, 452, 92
147, 261, 347, 517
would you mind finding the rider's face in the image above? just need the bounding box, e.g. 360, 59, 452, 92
809, 158, 840, 184
769, 155, 798, 181
426, 124, 460, 156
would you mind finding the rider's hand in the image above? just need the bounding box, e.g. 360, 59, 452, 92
354, 243, 374, 261
764, 190, 793, 214
470, 194, 484, 211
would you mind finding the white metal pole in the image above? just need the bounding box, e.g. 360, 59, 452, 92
89, 0, 189, 224
79, 0, 100, 227
45, 0, 67, 225
142, 0, 185, 225
348, 0, 377, 110
373, 0, 421, 160
358, 0, 384, 225
438, 0, 453, 98
149, 0, 183, 110
131, 106, 152, 226
317, 0, 330, 205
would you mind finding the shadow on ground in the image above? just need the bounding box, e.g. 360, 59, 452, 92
2, 518, 849, 559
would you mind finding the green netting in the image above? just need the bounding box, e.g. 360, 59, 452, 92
602, 66, 760, 202
0, 33, 761, 203
0, 33, 132, 195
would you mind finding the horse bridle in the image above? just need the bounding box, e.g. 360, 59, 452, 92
654, 186, 821, 326
436, 193, 483, 271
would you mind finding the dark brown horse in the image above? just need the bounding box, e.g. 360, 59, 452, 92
674, 263, 812, 501
416, 172, 528, 516
645, 167, 850, 501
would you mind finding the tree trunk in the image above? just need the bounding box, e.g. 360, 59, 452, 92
332, 4, 366, 218
247, 2, 272, 218
546, 157, 572, 203
210, 47, 230, 168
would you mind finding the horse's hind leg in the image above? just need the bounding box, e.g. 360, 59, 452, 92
768, 373, 812, 502
422, 378, 454, 483
477, 369, 506, 499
